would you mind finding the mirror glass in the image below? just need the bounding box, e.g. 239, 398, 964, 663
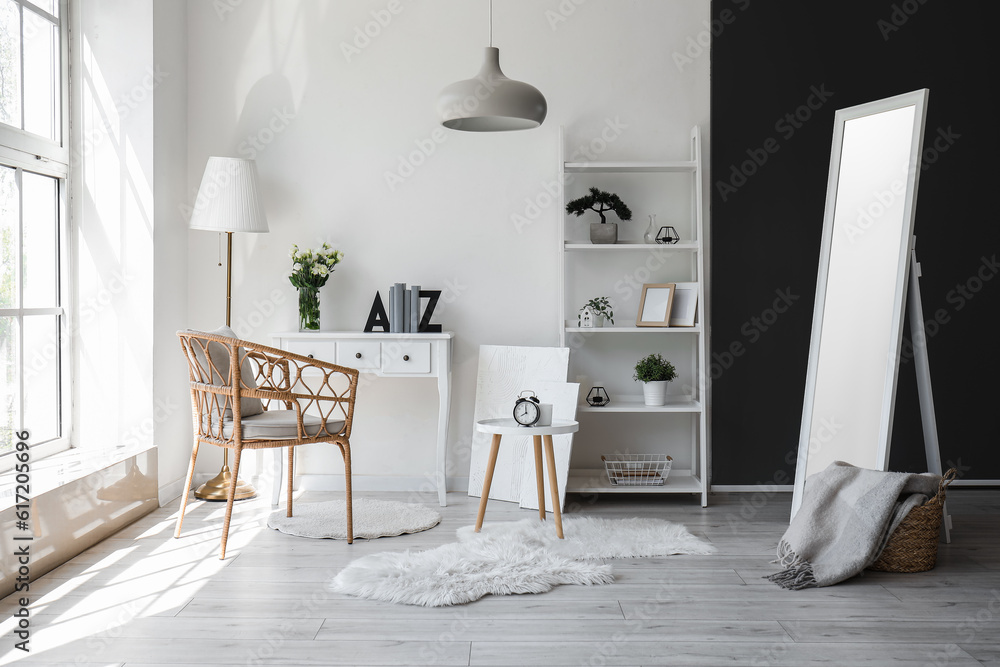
791, 91, 928, 517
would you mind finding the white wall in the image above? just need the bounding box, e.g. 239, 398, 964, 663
152, 0, 191, 502
179, 0, 710, 490
72, 0, 155, 457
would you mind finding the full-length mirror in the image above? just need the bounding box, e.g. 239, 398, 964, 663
791, 90, 929, 518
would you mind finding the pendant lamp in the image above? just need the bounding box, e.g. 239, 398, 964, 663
437, 0, 547, 131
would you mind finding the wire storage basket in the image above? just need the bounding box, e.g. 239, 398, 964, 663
602, 454, 672, 486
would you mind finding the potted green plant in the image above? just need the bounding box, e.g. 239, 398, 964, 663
633, 353, 677, 406
565, 187, 633, 245
578, 296, 615, 328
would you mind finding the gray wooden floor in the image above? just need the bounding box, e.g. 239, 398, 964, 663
1, 487, 998, 666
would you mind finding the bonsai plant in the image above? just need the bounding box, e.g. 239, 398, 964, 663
578, 296, 615, 327
633, 353, 677, 406
566, 187, 633, 244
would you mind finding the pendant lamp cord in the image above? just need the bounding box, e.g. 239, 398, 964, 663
489, 0, 493, 46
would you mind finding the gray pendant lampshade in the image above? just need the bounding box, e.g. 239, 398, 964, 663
438, 46, 547, 131
189, 157, 269, 233
437, 1, 546, 132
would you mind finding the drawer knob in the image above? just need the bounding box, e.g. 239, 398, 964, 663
355, 352, 362, 359
403, 355, 410, 361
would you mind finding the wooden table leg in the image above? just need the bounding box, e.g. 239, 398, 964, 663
533, 435, 546, 520
543, 435, 564, 539
475, 433, 502, 533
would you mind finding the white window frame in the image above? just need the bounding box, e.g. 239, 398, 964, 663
0, 0, 71, 470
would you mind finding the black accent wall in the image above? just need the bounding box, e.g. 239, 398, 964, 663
710, 1, 1000, 484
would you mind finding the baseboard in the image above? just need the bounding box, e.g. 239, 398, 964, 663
158, 476, 188, 506
710, 479, 999, 493
710, 485, 794, 493
298, 474, 469, 495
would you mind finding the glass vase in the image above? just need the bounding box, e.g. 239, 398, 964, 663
643, 214, 657, 244
298, 287, 320, 331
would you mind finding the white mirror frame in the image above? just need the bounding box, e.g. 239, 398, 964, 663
791, 90, 929, 519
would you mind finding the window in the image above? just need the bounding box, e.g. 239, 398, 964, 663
0, 0, 67, 465
1, 0, 62, 143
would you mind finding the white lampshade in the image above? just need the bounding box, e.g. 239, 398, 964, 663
437, 47, 547, 132
189, 157, 269, 233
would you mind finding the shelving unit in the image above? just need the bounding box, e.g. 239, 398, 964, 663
558, 126, 709, 506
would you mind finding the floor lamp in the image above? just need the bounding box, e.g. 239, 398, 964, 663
189, 157, 270, 500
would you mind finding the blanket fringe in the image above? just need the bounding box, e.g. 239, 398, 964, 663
766, 540, 818, 590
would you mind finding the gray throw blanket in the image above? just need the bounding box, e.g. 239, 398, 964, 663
768, 461, 940, 589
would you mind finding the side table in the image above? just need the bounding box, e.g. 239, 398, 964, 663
473, 418, 580, 539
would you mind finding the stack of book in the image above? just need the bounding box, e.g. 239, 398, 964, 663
388, 283, 421, 333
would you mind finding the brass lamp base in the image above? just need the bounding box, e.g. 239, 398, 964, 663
194, 464, 256, 501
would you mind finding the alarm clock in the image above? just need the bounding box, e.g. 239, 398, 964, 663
513, 390, 541, 426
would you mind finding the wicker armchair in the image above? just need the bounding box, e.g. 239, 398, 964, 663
175, 328, 360, 558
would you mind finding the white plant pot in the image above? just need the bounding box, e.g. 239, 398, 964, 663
642, 380, 668, 407
594, 315, 605, 328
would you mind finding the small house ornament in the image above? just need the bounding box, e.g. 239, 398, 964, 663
579, 305, 596, 328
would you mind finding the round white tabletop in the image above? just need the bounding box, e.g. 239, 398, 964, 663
475, 418, 579, 436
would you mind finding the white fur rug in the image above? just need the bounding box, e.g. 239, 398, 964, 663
331, 516, 715, 606
267, 498, 441, 539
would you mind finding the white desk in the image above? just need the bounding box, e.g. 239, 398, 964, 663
270, 331, 454, 506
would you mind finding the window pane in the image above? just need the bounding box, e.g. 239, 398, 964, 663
24, 0, 55, 17
0, 0, 21, 129
0, 166, 15, 309
22, 314, 57, 443
22, 171, 56, 307
0, 316, 17, 454
23, 9, 57, 140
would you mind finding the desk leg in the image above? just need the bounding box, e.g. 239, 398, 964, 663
271, 449, 283, 507
436, 360, 452, 507
532, 435, 546, 520
543, 435, 564, 539
475, 434, 502, 533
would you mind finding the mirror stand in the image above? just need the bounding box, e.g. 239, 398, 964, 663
908, 238, 952, 542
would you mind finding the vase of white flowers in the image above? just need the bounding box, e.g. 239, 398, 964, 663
288, 243, 344, 331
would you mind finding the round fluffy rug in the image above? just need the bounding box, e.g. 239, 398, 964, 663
267, 498, 441, 540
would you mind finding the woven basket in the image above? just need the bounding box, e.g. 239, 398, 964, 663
868, 468, 957, 573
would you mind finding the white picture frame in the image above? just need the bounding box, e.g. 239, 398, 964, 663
669, 282, 698, 327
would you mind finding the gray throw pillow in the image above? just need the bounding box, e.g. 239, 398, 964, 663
185, 325, 265, 418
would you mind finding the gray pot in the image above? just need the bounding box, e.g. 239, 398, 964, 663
590, 222, 618, 244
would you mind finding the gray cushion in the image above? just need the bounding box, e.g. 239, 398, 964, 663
220, 410, 346, 441
186, 325, 264, 418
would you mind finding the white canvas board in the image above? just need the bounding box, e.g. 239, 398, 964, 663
468, 346, 570, 505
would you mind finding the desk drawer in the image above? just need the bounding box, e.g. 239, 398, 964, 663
337, 341, 381, 370
382, 341, 431, 374
285, 339, 337, 363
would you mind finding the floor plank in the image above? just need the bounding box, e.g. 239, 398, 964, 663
0, 488, 996, 667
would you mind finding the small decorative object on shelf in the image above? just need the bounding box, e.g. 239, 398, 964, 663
655, 226, 680, 244
602, 454, 672, 486
586, 386, 610, 407
578, 296, 614, 328
579, 306, 595, 328
633, 353, 677, 407
566, 187, 633, 245
643, 214, 657, 244
288, 243, 344, 331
